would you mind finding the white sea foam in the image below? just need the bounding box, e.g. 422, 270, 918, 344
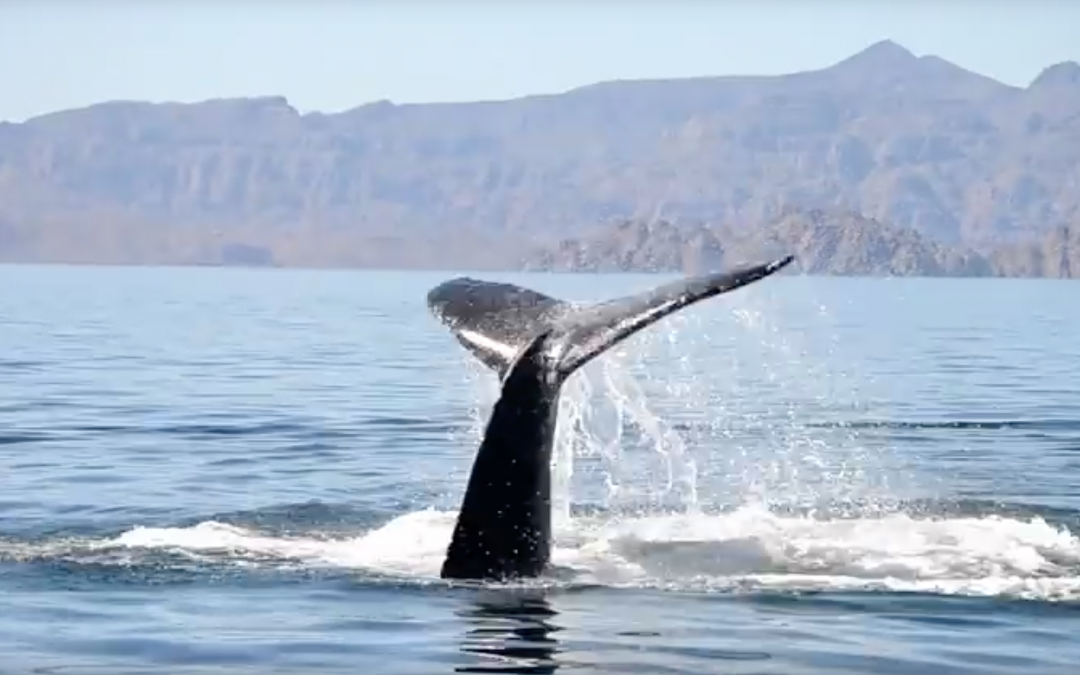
103, 504, 1080, 601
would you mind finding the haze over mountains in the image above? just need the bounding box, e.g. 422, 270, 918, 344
1, 40, 1078, 276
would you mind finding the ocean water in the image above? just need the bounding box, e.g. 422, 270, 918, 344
1, 265, 1078, 675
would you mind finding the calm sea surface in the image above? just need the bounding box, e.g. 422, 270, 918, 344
1, 265, 1079, 675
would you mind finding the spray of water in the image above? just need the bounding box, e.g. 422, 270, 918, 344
530, 281, 919, 520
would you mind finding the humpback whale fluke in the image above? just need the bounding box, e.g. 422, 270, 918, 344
427, 256, 794, 581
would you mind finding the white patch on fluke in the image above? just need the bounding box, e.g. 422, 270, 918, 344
457, 328, 518, 362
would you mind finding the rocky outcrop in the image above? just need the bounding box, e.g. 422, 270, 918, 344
522, 210, 1079, 278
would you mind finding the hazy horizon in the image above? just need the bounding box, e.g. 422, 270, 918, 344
4, 2, 1078, 122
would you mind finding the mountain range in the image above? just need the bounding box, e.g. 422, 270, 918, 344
1, 39, 1078, 276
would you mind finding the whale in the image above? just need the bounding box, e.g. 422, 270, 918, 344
426, 255, 794, 581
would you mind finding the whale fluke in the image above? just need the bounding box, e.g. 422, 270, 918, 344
427, 255, 794, 580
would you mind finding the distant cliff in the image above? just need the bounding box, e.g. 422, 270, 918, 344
986, 224, 1080, 278
2, 40, 1080, 274
522, 210, 1080, 278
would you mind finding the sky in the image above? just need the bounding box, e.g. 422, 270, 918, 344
2, 1, 1078, 123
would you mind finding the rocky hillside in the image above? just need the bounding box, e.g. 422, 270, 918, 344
1, 39, 1080, 267
522, 210, 1080, 278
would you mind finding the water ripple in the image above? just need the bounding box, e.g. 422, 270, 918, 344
2, 268, 1080, 673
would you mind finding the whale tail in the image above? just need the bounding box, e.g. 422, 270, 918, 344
426, 255, 794, 381
427, 255, 794, 581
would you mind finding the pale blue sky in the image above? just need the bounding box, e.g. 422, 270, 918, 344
3, 1, 1077, 122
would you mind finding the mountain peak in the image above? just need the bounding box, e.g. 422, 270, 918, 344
1030, 61, 1080, 89
839, 39, 918, 69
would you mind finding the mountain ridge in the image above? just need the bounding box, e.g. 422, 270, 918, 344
2, 39, 1079, 275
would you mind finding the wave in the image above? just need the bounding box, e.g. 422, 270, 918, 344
3, 502, 1078, 603
800, 419, 1080, 432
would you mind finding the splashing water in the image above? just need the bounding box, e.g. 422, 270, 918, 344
450, 288, 924, 523
7, 503, 1078, 602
